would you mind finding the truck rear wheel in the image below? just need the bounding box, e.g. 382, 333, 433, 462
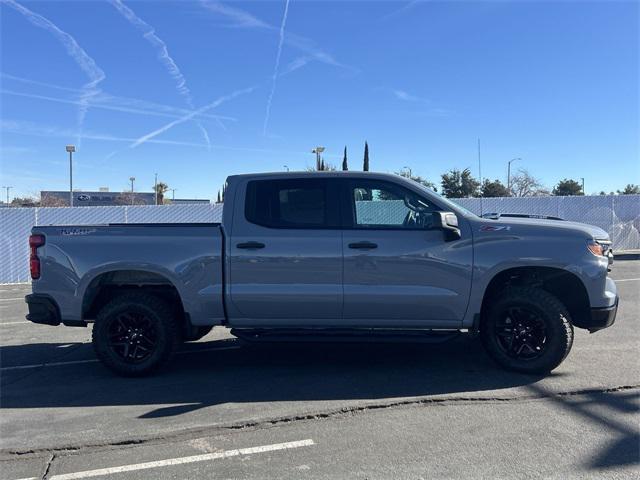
481, 287, 574, 374
92, 292, 179, 376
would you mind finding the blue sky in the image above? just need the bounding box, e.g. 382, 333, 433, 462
1, 0, 638, 200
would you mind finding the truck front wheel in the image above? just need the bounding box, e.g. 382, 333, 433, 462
481, 287, 574, 374
92, 293, 179, 376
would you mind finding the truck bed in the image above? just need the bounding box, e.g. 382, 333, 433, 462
31, 223, 225, 326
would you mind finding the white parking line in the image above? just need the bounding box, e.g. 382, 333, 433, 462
0, 321, 31, 326
615, 277, 640, 282
12, 439, 315, 480
0, 297, 26, 302
0, 345, 242, 372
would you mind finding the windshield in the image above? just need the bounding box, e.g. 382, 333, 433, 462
411, 181, 479, 218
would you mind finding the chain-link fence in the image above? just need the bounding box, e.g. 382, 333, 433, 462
1, 196, 638, 284
0, 204, 223, 284
455, 195, 640, 251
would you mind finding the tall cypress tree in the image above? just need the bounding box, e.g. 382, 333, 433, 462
363, 141, 369, 171
342, 146, 348, 171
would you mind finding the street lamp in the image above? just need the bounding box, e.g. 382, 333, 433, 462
507, 157, 521, 193
129, 176, 136, 205
403, 166, 412, 178
283, 165, 289, 172
66, 145, 76, 207
581, 177, 585, 195
312, 146, 325, 169
170, 188, 177, 201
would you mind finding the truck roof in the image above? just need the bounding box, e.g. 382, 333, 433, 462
226, 171, 404, 182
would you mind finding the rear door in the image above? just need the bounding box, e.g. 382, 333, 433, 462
227, 177, 343, 326
340, 178, 473, 327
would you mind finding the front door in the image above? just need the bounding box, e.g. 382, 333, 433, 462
228, 177, 343, 326
341, 178, 473, 327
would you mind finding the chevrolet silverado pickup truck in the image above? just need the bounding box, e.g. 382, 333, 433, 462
25, 172, 618, 376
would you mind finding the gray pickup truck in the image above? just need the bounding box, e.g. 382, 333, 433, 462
25, 172, 618, 376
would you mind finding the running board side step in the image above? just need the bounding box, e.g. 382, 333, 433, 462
230, 328, 462, 344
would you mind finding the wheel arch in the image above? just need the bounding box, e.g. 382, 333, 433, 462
480, 266, 591, 329
81, 269, 186, 323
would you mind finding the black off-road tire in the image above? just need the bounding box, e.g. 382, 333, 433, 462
92, 292, 180, 376
481, 286, 574, 374
183, 325, 213, 342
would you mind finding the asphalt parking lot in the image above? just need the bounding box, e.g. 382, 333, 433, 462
1, 261, 638, 479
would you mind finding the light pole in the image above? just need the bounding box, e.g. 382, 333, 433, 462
170, 188, 177, 201
66, 145, 75, 207
581, 177, 585, 195
312, 146, 325, 170
129, 177, 135, 205
403, 166, 412, 178
507, 157, 521, 193
1, 186, 12, 206
154, 173, 158, 205
283, 165, 289, 172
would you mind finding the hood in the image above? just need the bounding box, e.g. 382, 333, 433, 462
480, 217, 610, 241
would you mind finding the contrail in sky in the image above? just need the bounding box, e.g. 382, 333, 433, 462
263, 0, 291, 136
1, 74, 236, 122
131, 86, 255, 149
108, 0, 213, 148
2, 0, 105, 144
1, 89, 237, 123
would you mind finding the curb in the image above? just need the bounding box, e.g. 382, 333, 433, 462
615, 252, 640, 261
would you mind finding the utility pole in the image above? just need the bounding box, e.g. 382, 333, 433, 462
154, 173, 158, 205
507, 157, 521, 193
66, 145, 76, 207
477, 139, 482, 191
478, 138, 483, 214
129, 177, 135, 206
1, 186, 12, 206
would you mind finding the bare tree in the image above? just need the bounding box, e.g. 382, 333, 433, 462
397, 170, 437, 192
509, 168, 549, 197
39, 193, 67, 207
115, 191, 147, 205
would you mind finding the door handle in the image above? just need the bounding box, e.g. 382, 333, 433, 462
348, 241, 378, 249
236, 241, 265, 249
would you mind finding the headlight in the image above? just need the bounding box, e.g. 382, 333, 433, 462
587, 241, 604, 256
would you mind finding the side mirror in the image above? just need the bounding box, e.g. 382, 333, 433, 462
432, 211, 461, 241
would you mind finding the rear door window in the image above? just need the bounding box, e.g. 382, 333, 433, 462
245, 178, 338, 228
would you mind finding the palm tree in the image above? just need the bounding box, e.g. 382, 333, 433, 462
153, 182, 169, 205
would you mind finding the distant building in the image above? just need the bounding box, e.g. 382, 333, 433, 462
41, 190, 156, 207
40, 191, 210, 207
